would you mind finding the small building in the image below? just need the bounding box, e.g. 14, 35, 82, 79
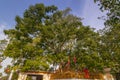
17, 69, 115, 80
18, 71, 51, 80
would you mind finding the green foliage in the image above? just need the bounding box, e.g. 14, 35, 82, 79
3, 3, 105, 73
0, 39, 7, 52
0, 39, 8, 76
94, 0, 120, 25
95, 0, 120, 73
99, 23, 120, 72
11, 72, 19, 80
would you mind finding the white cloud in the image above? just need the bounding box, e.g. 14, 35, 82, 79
0, 24, 7, 40
81, 0, 107, 30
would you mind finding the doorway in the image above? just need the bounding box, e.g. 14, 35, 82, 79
27, 74, 43, 80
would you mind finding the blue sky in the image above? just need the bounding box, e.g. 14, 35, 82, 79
0, 0, 106, 40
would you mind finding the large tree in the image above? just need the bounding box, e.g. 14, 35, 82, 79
3, 3, 102, 72
95, 0, 120, 73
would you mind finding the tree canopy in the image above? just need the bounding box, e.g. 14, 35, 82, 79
95, 0, 120, 72
3, 3, 104, 72
2, 1, 120, 74
94, 0, 120, 25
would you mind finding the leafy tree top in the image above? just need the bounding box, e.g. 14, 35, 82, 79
94, 0, 120, 26
3, 3, 102, 72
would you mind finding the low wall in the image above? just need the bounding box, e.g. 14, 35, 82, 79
54, 79, 102, 80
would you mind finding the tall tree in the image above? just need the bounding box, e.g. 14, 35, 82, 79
94, 0, 120, 72
3, 3, 101, 72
